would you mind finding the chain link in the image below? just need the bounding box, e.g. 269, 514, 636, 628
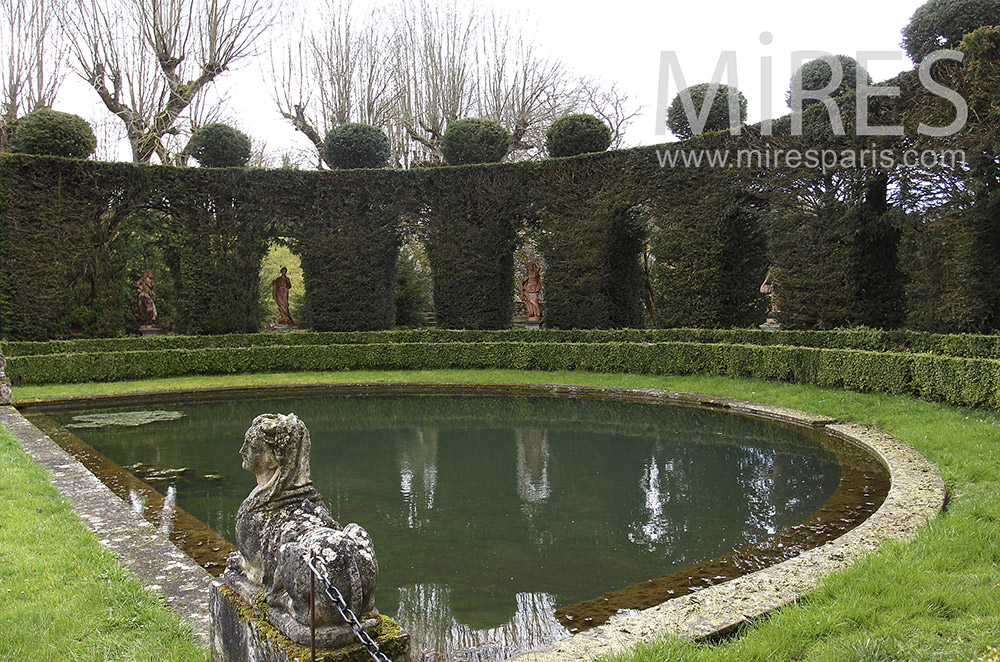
308, 555, 392, 662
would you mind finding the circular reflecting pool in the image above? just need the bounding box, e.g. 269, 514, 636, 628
42, 393, 883, 661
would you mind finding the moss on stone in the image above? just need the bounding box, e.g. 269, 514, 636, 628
220, 584, 408, 661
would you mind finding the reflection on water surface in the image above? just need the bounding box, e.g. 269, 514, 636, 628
49, 395, 847, 661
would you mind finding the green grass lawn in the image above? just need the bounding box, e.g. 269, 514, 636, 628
4, 369, 1000, 661
0, 424, 210, 662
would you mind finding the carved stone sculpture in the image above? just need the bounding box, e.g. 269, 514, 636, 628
136, 269, 158, 328
760, 269, 780, 329
0, 347, 11, 405
271, 267, 294, 326
520, 261, 542, 322
223, 413, 379, 647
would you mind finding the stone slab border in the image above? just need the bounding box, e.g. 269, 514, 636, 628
4, 383, 946, 660
0, 405, 214, 644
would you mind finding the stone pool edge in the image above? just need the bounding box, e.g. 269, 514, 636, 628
511, 407, 946, 661
4, 384, 947, 661
0, 406, 214, 646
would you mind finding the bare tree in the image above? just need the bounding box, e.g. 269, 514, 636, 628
389, 0, 478, 164
270, 0, 398, 167
577, 78, 643, 149
270, 0, 641, 167
64, 0, 275, 163
0, 0, 65, 145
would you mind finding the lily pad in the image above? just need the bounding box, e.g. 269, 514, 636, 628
66, 410, 185, 429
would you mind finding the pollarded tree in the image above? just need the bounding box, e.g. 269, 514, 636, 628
666, 83, 747, 140
0, 0, 65, 148
545, 113, 611, 157
63, 0, 276, 164
902, 0, 1000, 62
7, 107, 96, 158
187, 122, 251, 167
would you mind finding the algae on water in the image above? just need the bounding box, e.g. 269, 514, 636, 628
66, 410, 185, 429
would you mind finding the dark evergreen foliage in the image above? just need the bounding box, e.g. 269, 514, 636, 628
902, 0, 1000, 62
323, 123, 391, 169
187, 123, 252, 168
8, 108, 96, 159
666, 83, 747, 139
417, 166, 525, 329
545, 113, 612, 157
786, 55, 871, 109
440, 118, 511, 165
650, 171, 768, 329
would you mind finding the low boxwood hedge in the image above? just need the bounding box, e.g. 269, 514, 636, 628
5, 328, 1000, 359
6, 340, 1000, 411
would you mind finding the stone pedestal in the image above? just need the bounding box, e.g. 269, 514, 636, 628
210, 580, 408, 662
759, 319, 780, 331
139, 326, 163, 337
523, 320, 542, 330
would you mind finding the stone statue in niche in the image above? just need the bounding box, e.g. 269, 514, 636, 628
520, 261, 542, 322
0, 347, 11, 406
271, 266, 295, 326
135, 269, 157, 328
759, 269, 780, 329
223, 413, 379, 647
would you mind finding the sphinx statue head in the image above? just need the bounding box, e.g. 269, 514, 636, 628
239, 413, 313, 505
225, 413, 379, 648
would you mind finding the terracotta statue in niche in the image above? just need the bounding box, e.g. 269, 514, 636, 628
760, 269, 780, 328
521, 261, 542, 322
135, 270, 157, 328
271, 266, 294, 326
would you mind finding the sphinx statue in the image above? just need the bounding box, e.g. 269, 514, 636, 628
223, 413, 379, 647
0, 347, 11, 405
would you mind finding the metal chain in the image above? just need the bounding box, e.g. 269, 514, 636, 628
307, 554, 392, 662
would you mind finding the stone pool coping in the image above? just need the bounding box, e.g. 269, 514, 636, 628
3, 383, 946, 660
0, 405, 214, 645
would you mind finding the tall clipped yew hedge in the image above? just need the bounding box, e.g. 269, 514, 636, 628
291, 170, 407, 332
535, 152, 649, 329
0, 156, 149, 340
416, 165, 525, 329
1, 44, 998, 341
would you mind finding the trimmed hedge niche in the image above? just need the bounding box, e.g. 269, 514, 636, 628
152, 169, 274, 335
416, 166, 526, 329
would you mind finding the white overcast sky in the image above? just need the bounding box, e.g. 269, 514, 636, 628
54, 0, 929, 162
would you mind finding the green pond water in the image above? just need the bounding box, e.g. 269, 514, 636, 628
51, 394, 843, 661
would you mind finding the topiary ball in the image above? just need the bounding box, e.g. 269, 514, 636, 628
786, 55, 871, 109
323, 123, 391, 169
902, 0, 1000, 63
187, 123, 252, 167
440, 118, 511, 165
8, 108, 97, 159
666, 83, 747, 140
545, 113, 612, 157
